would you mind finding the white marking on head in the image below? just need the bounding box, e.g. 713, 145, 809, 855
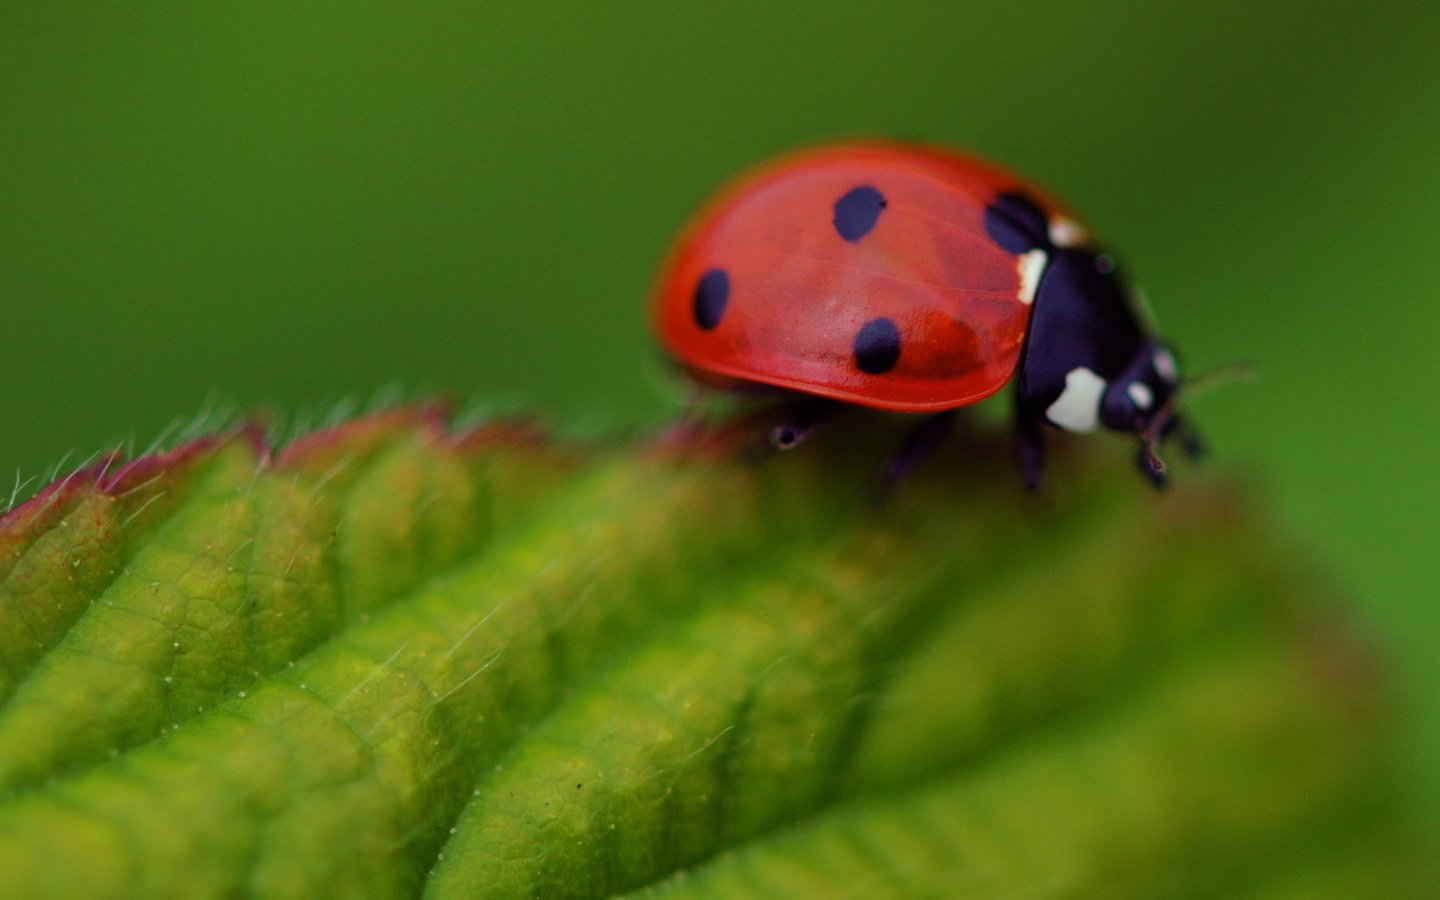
1016, 249, 1047, 305
1153, 347, 1179, 384
1127, 381, 1154, 411
1049, 216, 1088, 248
1046, 367, 1106, 433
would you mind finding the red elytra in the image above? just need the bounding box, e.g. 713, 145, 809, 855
652, 141, 1081, 412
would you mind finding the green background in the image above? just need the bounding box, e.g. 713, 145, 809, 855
3, 0, 1437, 822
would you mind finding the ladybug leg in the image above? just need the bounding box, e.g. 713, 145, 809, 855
769, 397, 838, 450
1014, 409, 1046, 491
1169, 415, 1207, 462
881, 411, 957, 487
1136, 440, 1169, 489
1137, 413, 1208, 488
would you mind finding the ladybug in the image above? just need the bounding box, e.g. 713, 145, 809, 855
652, 140, 1201, 488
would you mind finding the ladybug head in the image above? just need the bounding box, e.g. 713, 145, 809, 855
1099, 341, 1181, 431
1097, 340, 1188, 484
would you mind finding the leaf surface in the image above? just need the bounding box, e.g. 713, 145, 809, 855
0, 410, 1428, 897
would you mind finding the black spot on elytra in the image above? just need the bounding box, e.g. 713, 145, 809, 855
693, 268, 729, 330
984, 191, 1050, 254
833, 185, 887, 242
853, 317, 902, 374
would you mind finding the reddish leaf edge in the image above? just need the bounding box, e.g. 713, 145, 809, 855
0, 402, 555, 543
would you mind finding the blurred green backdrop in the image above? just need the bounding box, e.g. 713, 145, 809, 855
3, 1, 1437, 821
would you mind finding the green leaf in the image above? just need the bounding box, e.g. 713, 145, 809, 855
0, 409, 1429, 897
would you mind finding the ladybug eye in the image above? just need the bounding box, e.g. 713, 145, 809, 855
1094, 253, 1117, 275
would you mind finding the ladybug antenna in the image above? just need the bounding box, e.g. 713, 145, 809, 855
1179, 360, 1256, 402
1139, 359, 1253, 484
